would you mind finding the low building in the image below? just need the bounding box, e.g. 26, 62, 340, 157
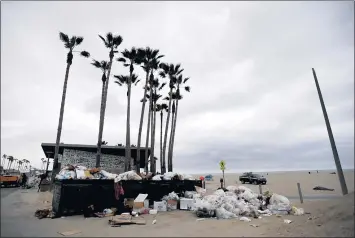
41, 143, 151, 175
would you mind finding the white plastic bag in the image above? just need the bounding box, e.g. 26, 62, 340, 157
215, 207, 237, 219
269, 193, 290, 206
152, 175, 162, 181
76, 169, 87, 179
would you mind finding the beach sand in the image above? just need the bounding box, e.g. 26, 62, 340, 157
2, 169, 353, 237
193, 169, 355, 197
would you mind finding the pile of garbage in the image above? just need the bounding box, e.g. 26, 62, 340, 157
191, 185, 304, 219
152, 172, 195, 181
55, 165, 196, 182
55, 165, 142, 182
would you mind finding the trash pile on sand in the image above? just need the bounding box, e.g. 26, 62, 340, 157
55, 165, 196, 182
191, 185, 304, 219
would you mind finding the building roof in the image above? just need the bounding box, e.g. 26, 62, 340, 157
41, 143, 151, 168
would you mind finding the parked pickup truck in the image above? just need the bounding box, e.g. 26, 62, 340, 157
239, 172, 267, 185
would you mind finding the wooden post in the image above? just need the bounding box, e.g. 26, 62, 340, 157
259, 184, 262, 194
297, 182, 303, 204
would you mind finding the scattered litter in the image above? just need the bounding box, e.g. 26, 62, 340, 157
292, 206, 304, 216
34, 209, 53, 219
149, 209, 158, 215
313, 186, 334, 191
250, 224, 259, 227
58, 230, 82, 236
196, 218, 206, 221
240, 217, 251, 222
284, 219, 292, 224
109, 214, 146, 226
152, 219, 157, 224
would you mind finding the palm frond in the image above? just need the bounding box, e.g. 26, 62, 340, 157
106, 32, 113, 45
113, 35, 123, 48
75, 37, 84, 45
117, 57, 126, 63
91, 60, 101, 68
98, 34, 109, 47
131, 74, 139, 84
124, 63, 130, 67
134, 79, 141, 86
185, 86, 190, 92
157, 55, 164, 59
159, 82, 166, 90
70, 36, 77, 48
159, 71, 166, 78
114, 80, 123, 86
59, 32, 70, 44
163, 96, 170, 100
183, 77, 190, 83
80, 51, 90, 57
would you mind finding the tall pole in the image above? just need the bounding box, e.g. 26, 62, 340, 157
312, 68, 348, 195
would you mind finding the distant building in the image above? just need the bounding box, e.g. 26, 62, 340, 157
41, 143, 151, 175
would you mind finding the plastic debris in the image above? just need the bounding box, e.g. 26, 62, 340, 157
240, 217, 252, 222
284, 219, 292, 224
162, 192, 180, 201
152, 219, 157, 224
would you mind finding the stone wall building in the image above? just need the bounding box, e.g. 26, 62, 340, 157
41, 143, 150, 175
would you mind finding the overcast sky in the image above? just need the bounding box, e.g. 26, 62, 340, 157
1, 1, 354, 173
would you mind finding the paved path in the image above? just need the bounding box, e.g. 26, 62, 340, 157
0, 187, 18, 199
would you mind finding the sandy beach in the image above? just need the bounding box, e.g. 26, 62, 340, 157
194, 169, 355, 197
1, 169, 354, 237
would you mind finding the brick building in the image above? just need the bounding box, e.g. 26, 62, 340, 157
41, 143, 151, 175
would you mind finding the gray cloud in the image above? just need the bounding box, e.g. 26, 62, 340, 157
1, 1, 353, 172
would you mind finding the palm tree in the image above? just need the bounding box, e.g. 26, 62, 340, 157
7, 156, 14, 170
159, 63, 184, 172
95, 33, 123, 168
136, 48, 164, 173
116, 47, 144, 172
156, 103, 168, 173
149, 84, 162, 173
18, 160, 23, 171
114, 74, 140, 171
52, 32, 90, 180
2, 154, 7, 168
92, 59, 110, 167
167, 76, 190, 171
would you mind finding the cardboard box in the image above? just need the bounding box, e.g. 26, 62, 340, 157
134, 194, 148, 211
167, 200, 178, 210
124, 198, 134, 208
179, 198, 194, 210
154, 201, 167, 212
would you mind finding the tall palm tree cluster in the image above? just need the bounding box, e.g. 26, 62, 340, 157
52, 32, 191, 177
1, 154, 30, 172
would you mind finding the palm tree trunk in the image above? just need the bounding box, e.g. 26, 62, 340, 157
144, 102, 152, 173
167, 101, 175, 172
125, 79, 132, 172
52, 61, 72, 181
96, 49, 114, 167
163, 88, 173, 172
160, 111, 164, 173
146, 86, 154, 173
150, 90, 157, 174
169, 98, 180, 171
150, 102, 154, 173
136, 71, 150, 173
96, 79, 106, 167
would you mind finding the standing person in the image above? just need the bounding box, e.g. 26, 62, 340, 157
38, 172, 48, 192
21, 173, 28, 188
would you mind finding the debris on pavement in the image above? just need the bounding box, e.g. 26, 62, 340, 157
284, 219, 293, 224
240, 217, 252, 222
250, 224, 259, 227
152, 219, 157, 224
34, 208, 53, 219
58, 230, 82, 236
